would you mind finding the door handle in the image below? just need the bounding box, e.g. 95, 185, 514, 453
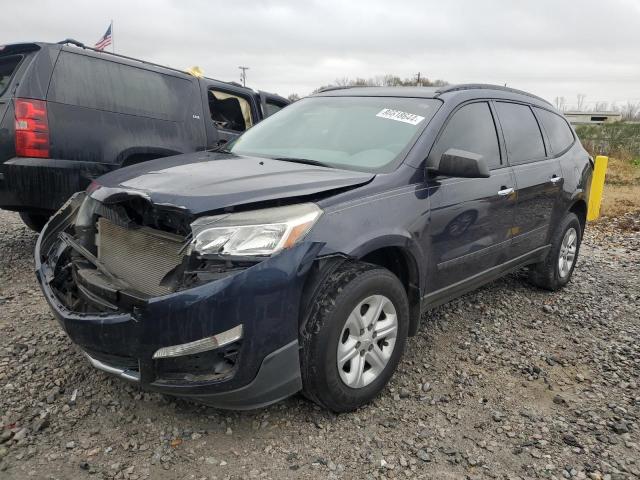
498, 187, 514, 196
550, 175, 563, 184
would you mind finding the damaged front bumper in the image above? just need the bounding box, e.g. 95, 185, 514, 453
35, 193, 322, 409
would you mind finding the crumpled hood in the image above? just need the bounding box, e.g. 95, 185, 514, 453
94, 152, 374, 214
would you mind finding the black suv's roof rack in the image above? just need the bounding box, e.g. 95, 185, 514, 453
435, 83, 552, 106
57, 39, 85, 48
53, 39, 247, 90
56, 38, 199, 78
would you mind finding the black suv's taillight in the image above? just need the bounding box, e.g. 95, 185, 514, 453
14, 98, 50, 158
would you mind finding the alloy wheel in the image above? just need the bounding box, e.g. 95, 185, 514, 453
336, 295, 398, 388
558, 227, 577, 278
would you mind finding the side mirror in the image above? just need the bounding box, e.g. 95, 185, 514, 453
435, 148, 490, 178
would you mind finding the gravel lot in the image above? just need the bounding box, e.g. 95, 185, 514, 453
1, 209, 638, 480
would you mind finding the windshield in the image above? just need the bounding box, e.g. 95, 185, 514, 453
0, 55, 23, 96
230, 96, 441, 172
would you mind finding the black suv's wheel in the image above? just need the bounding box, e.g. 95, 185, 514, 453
19, 212, 50, 232
301, 262, 409, 412
528, 213, 582, 291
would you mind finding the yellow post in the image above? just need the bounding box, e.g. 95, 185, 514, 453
587, 155, 608, 221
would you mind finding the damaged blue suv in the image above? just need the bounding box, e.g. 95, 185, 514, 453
36, 85, 592, 412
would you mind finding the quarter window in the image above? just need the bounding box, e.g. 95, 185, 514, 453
430, 102, 501, 170
534, 108, 574, 154
495, 102, 546, 164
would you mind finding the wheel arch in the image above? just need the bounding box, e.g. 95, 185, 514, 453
300, 235, 425, 339
568, 198, 587, 233
117, 147, 183, 167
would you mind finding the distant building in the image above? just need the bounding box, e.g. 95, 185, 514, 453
563, 111, 623, 125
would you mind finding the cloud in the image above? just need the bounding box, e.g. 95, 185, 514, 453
2, 0, 638, 106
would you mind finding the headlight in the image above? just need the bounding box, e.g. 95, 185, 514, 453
191, 203, 322, 256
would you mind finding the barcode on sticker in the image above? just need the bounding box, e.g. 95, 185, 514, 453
376, 108, 425, 125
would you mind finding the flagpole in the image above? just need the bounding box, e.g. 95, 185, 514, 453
111, 20, 114, 53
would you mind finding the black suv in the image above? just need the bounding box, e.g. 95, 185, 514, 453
0, 41, 288, 230
36, 85, 592, 412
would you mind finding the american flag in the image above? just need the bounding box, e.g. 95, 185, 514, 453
94, 24, 112, 51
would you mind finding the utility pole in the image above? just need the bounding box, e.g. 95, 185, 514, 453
238, 66, 249, 87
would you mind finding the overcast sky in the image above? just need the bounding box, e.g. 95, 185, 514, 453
2, 0, 639, 108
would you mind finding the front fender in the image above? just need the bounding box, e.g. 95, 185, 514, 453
309, 185, 431, 295
309, 223, 426, 296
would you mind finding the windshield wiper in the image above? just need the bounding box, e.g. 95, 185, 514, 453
273, 156, 331, 168
207, 140, 231, 153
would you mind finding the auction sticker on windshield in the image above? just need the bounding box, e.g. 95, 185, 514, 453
376, 108, 425, 125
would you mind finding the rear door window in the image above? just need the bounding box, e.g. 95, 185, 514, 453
0, 55, 23, 96
208, 89, 255, 132
495, 102, 546, 164
430, 101, 502, 170
48, 51, 193, 121
534, 108, 575, 154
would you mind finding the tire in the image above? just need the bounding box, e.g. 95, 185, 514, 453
528, 213, 582, 291
301, 261, 409, 412
19, 212, 50, 232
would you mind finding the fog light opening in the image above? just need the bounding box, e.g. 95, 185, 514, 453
152, 324, 243, 359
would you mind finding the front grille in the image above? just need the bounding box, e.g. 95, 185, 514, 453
97, 217, 186, 296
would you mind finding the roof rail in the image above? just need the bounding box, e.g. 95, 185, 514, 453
57, 39, 85, 48
315, 85, 369, 93
435, 83, 552, 106
57, 40, 197, 77
54, 40, 246, 90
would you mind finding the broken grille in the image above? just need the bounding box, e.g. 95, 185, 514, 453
96, 217, 186, 296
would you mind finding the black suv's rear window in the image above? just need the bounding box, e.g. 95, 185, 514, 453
0, 55, 23, 96
48, 51, 194, 121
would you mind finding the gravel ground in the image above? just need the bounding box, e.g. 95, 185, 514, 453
1, 209, 638, 480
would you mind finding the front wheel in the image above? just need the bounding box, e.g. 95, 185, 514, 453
528, 213, 582, 291
301, 262, 409, 412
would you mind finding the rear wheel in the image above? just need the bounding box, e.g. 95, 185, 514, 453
301, 262, 409, 412
19, 212, 50, 232
528, 213, 582, 291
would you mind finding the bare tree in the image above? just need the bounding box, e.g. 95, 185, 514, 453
555, 97, 566, 111
333, 77, 351, 87
593, 101, 609, 112
576, 93, 587, 111
313, 73, 449, 93
620, 101, 640, 121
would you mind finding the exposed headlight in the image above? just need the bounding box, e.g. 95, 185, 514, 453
191, 203, 322, 256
